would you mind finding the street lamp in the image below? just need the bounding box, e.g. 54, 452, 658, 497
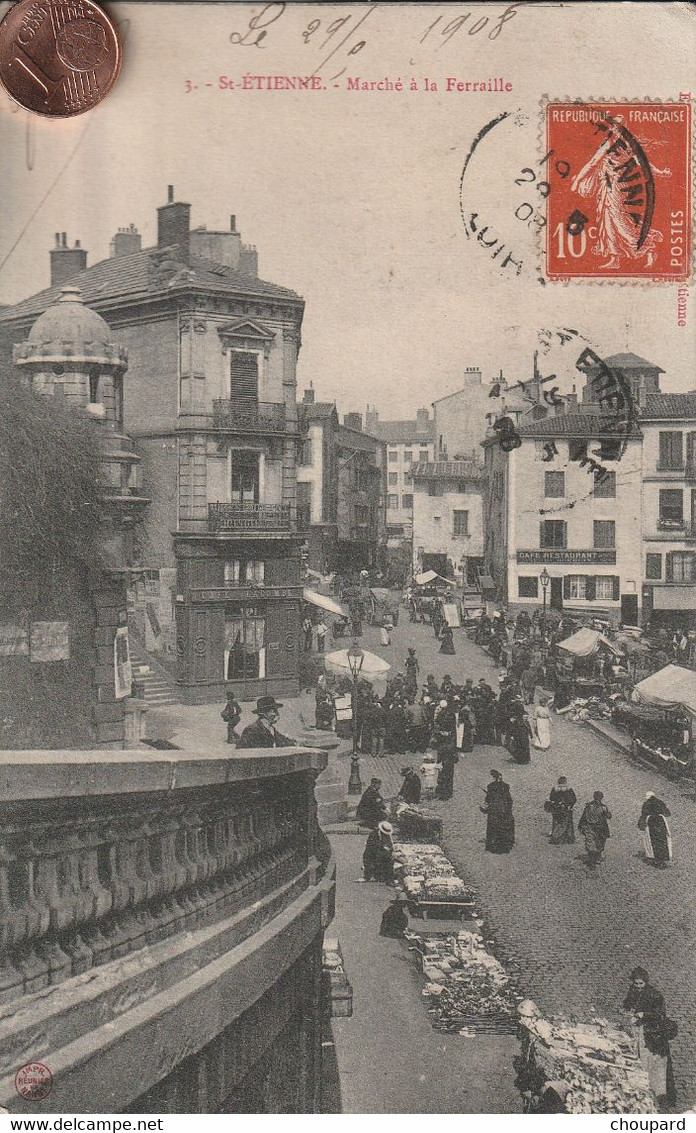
540, 568, 551, 640
347, 640, 364, 795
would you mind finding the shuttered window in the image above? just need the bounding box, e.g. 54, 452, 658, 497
540, 520, 566, 548
230, 351, 259, 402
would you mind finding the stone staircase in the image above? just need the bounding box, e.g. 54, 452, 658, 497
129, 643, 179, 707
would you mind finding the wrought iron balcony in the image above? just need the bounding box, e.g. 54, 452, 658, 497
212, 399, 286, 433
208, 501, 292, 532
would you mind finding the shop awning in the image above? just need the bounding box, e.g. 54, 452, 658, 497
302, 588, 347, 617
413, 570, 456, 586
558, 628, 623, 657
652, 586, 696, 611
633, 664, 696, 717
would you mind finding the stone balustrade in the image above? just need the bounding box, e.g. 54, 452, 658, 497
0, 747, 334, 1113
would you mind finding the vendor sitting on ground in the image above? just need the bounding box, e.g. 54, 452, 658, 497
356, 777, 388, 828
398, 765, 422, 805
363, 820, 395, 883
379, 894, 409, 937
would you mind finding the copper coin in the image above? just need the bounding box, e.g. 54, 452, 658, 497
0, 0, 121, 118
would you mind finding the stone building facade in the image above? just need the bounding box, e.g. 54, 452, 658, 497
0, 189, 305, 703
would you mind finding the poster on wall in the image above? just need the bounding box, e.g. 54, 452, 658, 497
114, 626, 133, 701
0, 625, 29, 657
29, 622, 70, 663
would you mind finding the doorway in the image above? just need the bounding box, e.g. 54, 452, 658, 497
621, 594, 639, 626
550, 577, 563, 610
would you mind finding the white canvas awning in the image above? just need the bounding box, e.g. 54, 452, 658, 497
414, 570, 456, 586
558, 628, 623, 658
634, 664, 696, 717
302, 589, 347, 617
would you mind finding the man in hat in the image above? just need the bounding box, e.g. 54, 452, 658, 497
356, 777, 388, 828
379, 893, 409, 937
363, 820, 395, 882
236, 696, 296, 748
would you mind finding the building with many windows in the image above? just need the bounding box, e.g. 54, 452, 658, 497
0, 188, 305, 702
297, 395, 387, 573
483, 351, 696, 628
640, 391, 696, 628
364, 406, 435, 546
411, 460, 487, 587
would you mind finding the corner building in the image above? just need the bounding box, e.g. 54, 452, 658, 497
0, 189, 305, 703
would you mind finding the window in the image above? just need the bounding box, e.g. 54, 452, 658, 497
113, 377, 123, 430
646, 553, 662, 580
402, 493, 413, 509
230, 350, 259, 401
388, 472, 398, 486
569, 439, 588, 462
388, 450, 398, 463
544, 471, 565, 498
453, 510, 469, 536
593, 520, 616, 549
354, 505, 369, 527
659, 489, 684, 527
299, 437, 313, 466
387, 493, 399, 509
595, 576, 617, 601
428, 483, 443, 497
593, 470, 616, 498
419, 449, 429, 462
567, 575, 587, 600
224, 559, 265, 585
456, 480, 469, 493
659, 431, 684, 470
540, 520, 566, 548
224, 604, 265, 679
403, 450, 413, 463
518, 576, 538, 598
88, 371, 99, 403
230, 452, 259, 503
667, 552, 696, 582
597, 436, 621, 461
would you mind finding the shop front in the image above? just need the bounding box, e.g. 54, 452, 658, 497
174, 538, 302, 702
646, 583, 696, 632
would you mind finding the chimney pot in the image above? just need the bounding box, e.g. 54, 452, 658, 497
75, 239, 81, 248
167, 185, 174, 203
55, 233, 60, 247
61, 232, 67, 247
230, 214, 237, 231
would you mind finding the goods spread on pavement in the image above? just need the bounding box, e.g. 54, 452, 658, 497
390, 830, 656, 1112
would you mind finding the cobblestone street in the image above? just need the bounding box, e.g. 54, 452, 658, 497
348, 612, 696, 1110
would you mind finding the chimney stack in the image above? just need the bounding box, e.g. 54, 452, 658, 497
416, 407, 430, 432
230, 215, 237, 232
49, 233, 88, 287
110, 223, 142, 258
344, 412, 363, 432
365, 406, 379, 433
157, 185, 191, 262
303, 386, 315, 404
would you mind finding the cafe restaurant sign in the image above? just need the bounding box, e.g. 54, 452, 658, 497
517, 550, 617, 565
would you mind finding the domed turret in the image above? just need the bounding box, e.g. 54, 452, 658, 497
16, 286, 128, 370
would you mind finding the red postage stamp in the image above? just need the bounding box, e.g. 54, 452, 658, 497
544, 101, 692, 282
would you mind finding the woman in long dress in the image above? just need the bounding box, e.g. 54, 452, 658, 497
532, 699, 552, 750
577, 791, 611, 867
506, 698, 532, 764
623, 968, 676, 1108
638, 792, 672, 868
439, 624, 455, 654
546, 776, 576, 844
456, 700, 474, 754
481, 770, 515, 853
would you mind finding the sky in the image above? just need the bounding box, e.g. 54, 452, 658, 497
0, 1, 694, 419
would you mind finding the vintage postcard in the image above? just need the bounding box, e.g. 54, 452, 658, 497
0, 0, 694, 1119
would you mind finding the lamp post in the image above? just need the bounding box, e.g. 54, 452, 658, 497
347, 640, 364, 795
540, 568, 550, 641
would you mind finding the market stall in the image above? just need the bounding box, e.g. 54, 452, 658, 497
630, 664, 695, 775
556, 628, 626, 701
409, 930, 519, 1035
393, 842, 475, 919
367, 587, 400, 627
515, 1000, 654, 1114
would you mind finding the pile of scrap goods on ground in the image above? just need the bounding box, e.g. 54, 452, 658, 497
392, 841, 475, 910
515, 1000, 655, 1113
406, 930, 521, 1035
391, 800, 442, 842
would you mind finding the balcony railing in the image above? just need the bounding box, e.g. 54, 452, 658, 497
212, 400, 286, 433
208, 501, 292, 532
